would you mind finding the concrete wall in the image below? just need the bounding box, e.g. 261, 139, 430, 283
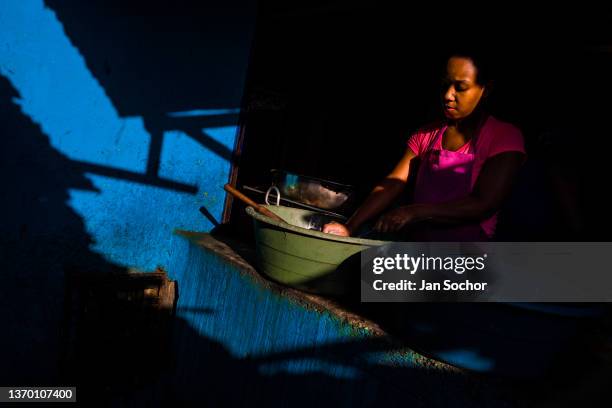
0, 0, 254, 384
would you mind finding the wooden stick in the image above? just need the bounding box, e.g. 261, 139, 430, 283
224, 184, 288, 224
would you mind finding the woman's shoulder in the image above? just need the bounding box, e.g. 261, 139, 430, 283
485, 115, 523, 138
414, 120, 446, 135
407, 120, 445, 155
481, 115, 526, 155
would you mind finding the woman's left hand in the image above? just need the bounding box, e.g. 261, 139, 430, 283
374, 205, 427, 233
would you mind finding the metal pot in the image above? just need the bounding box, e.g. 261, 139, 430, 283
270, 169, 355, 212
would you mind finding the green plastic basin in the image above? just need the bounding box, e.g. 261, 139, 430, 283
246, 205, 387, 295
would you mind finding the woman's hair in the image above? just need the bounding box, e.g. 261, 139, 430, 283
444, 46, 495, 86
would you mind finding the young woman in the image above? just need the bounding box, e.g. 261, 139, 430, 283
322, 51, 526, 241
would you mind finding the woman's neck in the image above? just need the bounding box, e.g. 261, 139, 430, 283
447, 110, 488, 139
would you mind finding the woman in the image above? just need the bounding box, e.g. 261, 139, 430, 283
323, 51, 526, 241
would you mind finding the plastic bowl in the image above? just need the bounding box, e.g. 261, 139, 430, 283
246, 205, 386, 295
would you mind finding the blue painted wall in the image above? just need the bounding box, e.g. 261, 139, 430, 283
1, 0, 250, 270
0, 0, 255, 385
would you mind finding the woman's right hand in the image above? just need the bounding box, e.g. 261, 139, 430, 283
322, 221, 351, 237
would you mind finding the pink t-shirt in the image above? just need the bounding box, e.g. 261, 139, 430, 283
406, 115, 526, 237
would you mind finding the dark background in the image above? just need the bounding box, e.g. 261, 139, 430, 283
232, 2, 612, 241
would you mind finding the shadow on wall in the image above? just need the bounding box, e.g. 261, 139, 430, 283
44, 0, 253, 177
0, 0, 255, 273
0, 0, 247, 385
0, 0, 255, 386
0, 0, 254, 391
0, 74, 126, 384
0, 73, 460, 407
0, 77, 519, 406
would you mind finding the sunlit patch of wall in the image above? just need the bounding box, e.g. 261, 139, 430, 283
0, 0, 249, 271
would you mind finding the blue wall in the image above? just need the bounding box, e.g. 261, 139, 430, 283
0, 0, 251, 270
0, 0, 255, 384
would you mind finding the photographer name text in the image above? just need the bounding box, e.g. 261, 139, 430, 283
373, 279, 488, 291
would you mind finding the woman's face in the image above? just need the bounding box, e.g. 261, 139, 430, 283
441, 57, 486, 120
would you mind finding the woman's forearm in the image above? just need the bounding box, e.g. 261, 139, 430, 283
332, 147, 415, 236
345, 178, 406, 233
417, 195, 493, 224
